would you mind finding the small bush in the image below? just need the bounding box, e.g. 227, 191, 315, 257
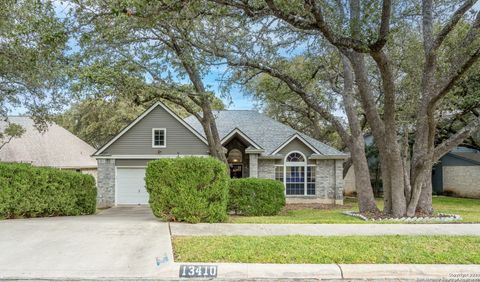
0, 163, 96, 218
229, 178, 285, 216
145, 157, 229, 223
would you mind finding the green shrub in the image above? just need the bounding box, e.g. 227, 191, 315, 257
229, 178, 285, 216
0, 163, 96, 218
145, 157, 229, 223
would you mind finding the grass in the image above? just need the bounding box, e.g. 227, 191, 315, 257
173, 235, 480, 264
228, 196, 480, 224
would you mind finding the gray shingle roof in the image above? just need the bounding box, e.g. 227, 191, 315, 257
184, 110, 345, 156
0, 117, 97, 168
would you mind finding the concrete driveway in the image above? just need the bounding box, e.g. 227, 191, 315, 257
0, 206, 173, 280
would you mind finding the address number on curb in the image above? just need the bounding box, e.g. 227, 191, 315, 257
179, 265, 218, 278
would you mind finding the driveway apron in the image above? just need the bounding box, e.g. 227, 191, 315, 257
0, 206, 173, 280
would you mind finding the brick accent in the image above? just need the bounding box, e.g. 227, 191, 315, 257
315, 160, 334, 199
335, 160, 344, 204
249, 154, 259, 178
443, 166, 480, 198
97, 159, 115, 208
310, 159, 344, 204
258, 159, 276, 179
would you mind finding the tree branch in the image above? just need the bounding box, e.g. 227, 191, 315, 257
303, 0, 369, 52
433, 116, 480, 161
432, 0, 478, 52
430, 47, 480, 107
369, 0, 392, 51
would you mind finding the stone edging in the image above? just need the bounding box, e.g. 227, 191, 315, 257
343, 211, 462, 222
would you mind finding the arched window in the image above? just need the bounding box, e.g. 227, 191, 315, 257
227, 149, 242, 163
286, 152, 305, 163
275, 151, 316, 196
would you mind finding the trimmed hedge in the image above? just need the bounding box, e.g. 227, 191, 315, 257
229, 178, 285, 216
145, 157, 229, 223
0, 163, 96, 218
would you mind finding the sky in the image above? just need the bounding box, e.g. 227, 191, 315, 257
59, 1, 256, 112
7, 1, 256, 116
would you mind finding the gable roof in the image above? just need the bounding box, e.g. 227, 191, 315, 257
184, 110, 345, 156
221, 127, 263, 150
0, 117, 96, 168
271, 133, 320, 155
93, 102, 208, 156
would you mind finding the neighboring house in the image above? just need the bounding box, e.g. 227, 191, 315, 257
346, 145, 480, 199
432, 146, 480, 199
0, 117, 97, 177
93, 102, 348, 207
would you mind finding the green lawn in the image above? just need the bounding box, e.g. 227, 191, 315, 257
229, 196, 480, 224
173, 235, 480, 264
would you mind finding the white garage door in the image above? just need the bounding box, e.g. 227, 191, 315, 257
116, 168, 149, 205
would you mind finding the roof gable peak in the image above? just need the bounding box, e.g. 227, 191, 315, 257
93, 101, 208, 156
271, 133, 321, 155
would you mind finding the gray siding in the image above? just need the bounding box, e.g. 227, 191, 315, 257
102, 106, 209, 156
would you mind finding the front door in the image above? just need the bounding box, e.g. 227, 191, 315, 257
230, 164, 243, 178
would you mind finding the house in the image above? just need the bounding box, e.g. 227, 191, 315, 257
432, 146, 480, 199
93, 102, 348, 207
0, 117, 97, 177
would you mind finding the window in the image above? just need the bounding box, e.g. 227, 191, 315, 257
286, 166, 305, 195
286, 152, 305, 162
307, 166, 316, 195
275, 166, 283, 182
274, 151, 316, 196
152, 128, 166, 148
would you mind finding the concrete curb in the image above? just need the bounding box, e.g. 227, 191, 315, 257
3, 263, 478, 280
170, 223, 480, 236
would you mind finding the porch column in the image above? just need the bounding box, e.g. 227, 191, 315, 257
249, 153, 258, 178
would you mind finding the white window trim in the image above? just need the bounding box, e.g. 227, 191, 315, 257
152, 128, 167, 148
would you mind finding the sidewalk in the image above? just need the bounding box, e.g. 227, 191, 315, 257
170, 223, 480, 236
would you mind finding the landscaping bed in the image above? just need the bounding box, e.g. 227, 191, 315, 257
343, 211, 462, 222
228, 196, 480, 224
173, 235, 480, 264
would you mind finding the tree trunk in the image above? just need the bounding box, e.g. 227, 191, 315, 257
387, 151, 408, 217
416, 167, 434, 214
340, 54, 378, 213
170, 39, 227, 163
381, 155, 392, 213
350, 137, 378, 213
200, 99, 227, 163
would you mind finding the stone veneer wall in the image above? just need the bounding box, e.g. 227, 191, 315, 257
443, 166, 480, 198
249, 154, 259, 178
257, 158, 344, 204
315, 160, 334, 199
334, 160, 344, 204
97, 159, 115, 208
258, 159, 276, 179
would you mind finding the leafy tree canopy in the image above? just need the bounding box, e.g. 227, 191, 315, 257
0, 0, 68, 127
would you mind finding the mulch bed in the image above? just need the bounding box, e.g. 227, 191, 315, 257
345, 211, 462, 221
